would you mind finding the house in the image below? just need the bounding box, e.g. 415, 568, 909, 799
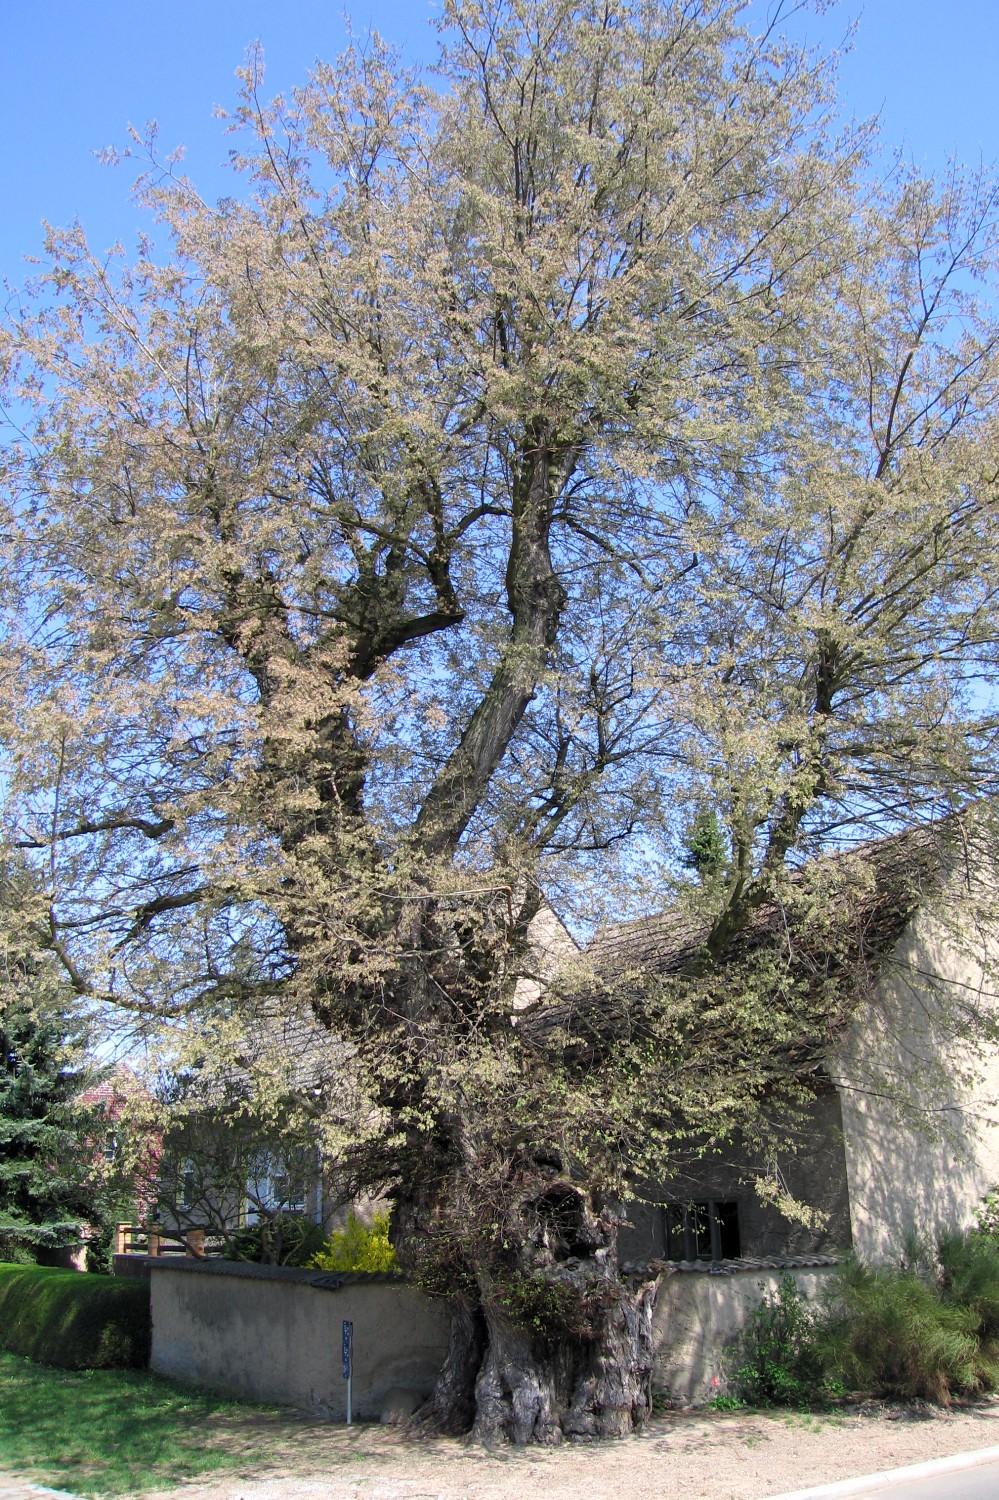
118, 1008, 354, 1264
145, 818, 999, 1412
577, 819, 999, 1269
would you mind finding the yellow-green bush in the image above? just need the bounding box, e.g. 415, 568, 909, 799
309, 1210, 397, 1273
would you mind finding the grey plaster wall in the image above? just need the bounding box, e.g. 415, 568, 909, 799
652, 1265, 837, 1403
150, 1257, 844, 1416
832, 876, 999, 1264
512, 900, 580, 1011
149, 1261, 450, 1418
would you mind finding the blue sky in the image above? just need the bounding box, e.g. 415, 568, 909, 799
1, 1, 997, 288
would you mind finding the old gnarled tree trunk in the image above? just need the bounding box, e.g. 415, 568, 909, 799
471, 1273, 662, 1445
401, 1184, 662, 1445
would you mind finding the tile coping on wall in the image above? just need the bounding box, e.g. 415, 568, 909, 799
142, 1253, 840, 1289
623, 1254, 843, 1275
143, 1257, 406, 1289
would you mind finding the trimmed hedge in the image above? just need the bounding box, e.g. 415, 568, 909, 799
0, 1261, 150, 1369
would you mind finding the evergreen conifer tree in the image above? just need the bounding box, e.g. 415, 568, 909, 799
683, 810, 729, 881
0, 999, 92, 1260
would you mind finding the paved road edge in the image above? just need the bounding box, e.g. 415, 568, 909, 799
763, 1443, 999, 1500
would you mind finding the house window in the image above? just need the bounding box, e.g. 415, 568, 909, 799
177, 1158, 199, 1214
244, 1151, 308, 1226
663, 1200, 740, 1261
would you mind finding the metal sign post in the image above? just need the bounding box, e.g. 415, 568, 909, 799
341, 1319, 353, 1425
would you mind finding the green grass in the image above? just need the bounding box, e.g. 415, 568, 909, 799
0, 1350, 309, 1497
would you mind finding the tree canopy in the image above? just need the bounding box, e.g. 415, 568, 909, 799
3, 0, 999, 1442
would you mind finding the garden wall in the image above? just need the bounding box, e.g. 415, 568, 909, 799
150, 1255, 840, 1417
149, 1259, 450, 1419
653, 1259, 839, 1403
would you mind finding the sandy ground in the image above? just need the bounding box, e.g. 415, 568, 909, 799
4, 1400, 999, 1500
137, 1399, 999, 1500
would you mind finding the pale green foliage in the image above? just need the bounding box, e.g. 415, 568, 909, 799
310, 1210, 398, 1274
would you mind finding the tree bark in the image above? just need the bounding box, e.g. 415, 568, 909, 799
412, 424, 572, 859
470, 1271, 662, 1445
401, 1179, 663, 1446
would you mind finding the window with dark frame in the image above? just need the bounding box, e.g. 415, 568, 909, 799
663, 1199, 740, 1261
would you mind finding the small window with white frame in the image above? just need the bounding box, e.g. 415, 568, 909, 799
243, 1150, 308, 1225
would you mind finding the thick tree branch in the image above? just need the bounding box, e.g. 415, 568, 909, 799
412, 427, 573, 858
17, 813, 176, 849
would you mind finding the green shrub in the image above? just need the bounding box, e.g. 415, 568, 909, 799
310, 1210, 397, 1273
726, 1234, 999, 1411
939, 1231, 999, 1334
0, 1244, 37, 1266
0, 1262, 150, 1369
938, 1229, 999, 1388
975, 1189, 999, 1241
227, 1212, 327, 1268
821, 1259, 980, 1404
728, 1274, 829, 1407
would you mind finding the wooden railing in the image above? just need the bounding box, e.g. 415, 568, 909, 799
114, 1224, 209, 1259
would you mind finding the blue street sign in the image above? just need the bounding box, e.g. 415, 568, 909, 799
342, 1319, 354, 1426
